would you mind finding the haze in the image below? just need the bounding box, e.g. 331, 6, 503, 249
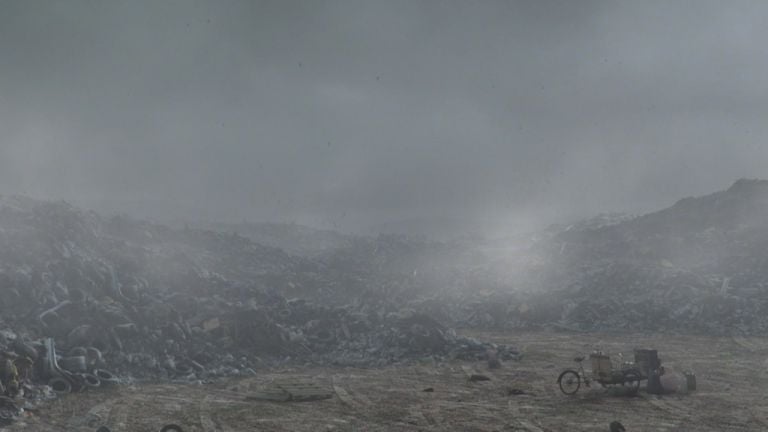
1, 0, 766, 235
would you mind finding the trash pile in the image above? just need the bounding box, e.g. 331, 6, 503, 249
199, 221, 353, 257
2, 177, 765, 420
452, 179, 768, 335
0, 195, 518, 415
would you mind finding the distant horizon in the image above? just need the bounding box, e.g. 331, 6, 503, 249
1, 177, 759, 240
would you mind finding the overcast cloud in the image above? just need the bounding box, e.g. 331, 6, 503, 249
1, 0, 767, 234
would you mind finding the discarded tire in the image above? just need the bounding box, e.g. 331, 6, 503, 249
80, 373, 101, 388
96, 426, 111, 432
173, 363, 193, 375
159, 424, 184, 432
48, 377, 72, 394
94, 369, 119, 386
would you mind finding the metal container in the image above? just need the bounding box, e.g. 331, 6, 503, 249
590, 353, 612, 377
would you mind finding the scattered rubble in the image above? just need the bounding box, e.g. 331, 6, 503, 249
0, 178, 764, 426
0, 195, 518, 425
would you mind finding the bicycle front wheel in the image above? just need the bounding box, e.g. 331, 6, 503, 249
558, 370, 581, 395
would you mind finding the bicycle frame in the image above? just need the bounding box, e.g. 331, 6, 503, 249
574, 361, 592, 387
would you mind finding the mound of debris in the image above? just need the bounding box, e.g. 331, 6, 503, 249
455, 179, 768, 335
198, 221, 354, 257
0, 195, 517, 417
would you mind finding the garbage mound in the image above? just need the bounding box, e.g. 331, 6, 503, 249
3, 177, 764, 415
0, 195, 517, 411
199, 221, 353, 257
455, 179, 768, 334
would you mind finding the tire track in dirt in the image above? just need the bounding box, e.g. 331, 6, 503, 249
82, 399, 115, 430
200, 392, 260, 432
102, 388, 204, 432
750, 412, 768, 429
507, 400, 546, 432
106, 393, 130, 431
405, 405, 434, 428
641, 395, 690, 417
731, 335, 768, 353
639, 395, 708, 431
199, 394, 221, 432
332, 375, 371, 411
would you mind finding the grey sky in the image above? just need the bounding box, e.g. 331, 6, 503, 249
1, 0, 767, 233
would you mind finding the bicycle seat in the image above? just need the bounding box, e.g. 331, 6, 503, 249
573, 356, 585, 362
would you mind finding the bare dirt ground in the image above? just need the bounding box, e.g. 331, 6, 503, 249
9, 330, 768, 431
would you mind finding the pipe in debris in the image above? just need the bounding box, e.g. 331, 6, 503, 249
41, 338, 59, 379
41, 341, 77, 391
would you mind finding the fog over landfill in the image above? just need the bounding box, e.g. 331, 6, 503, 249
2, 0, 768, 235
2, 2, 768, 431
